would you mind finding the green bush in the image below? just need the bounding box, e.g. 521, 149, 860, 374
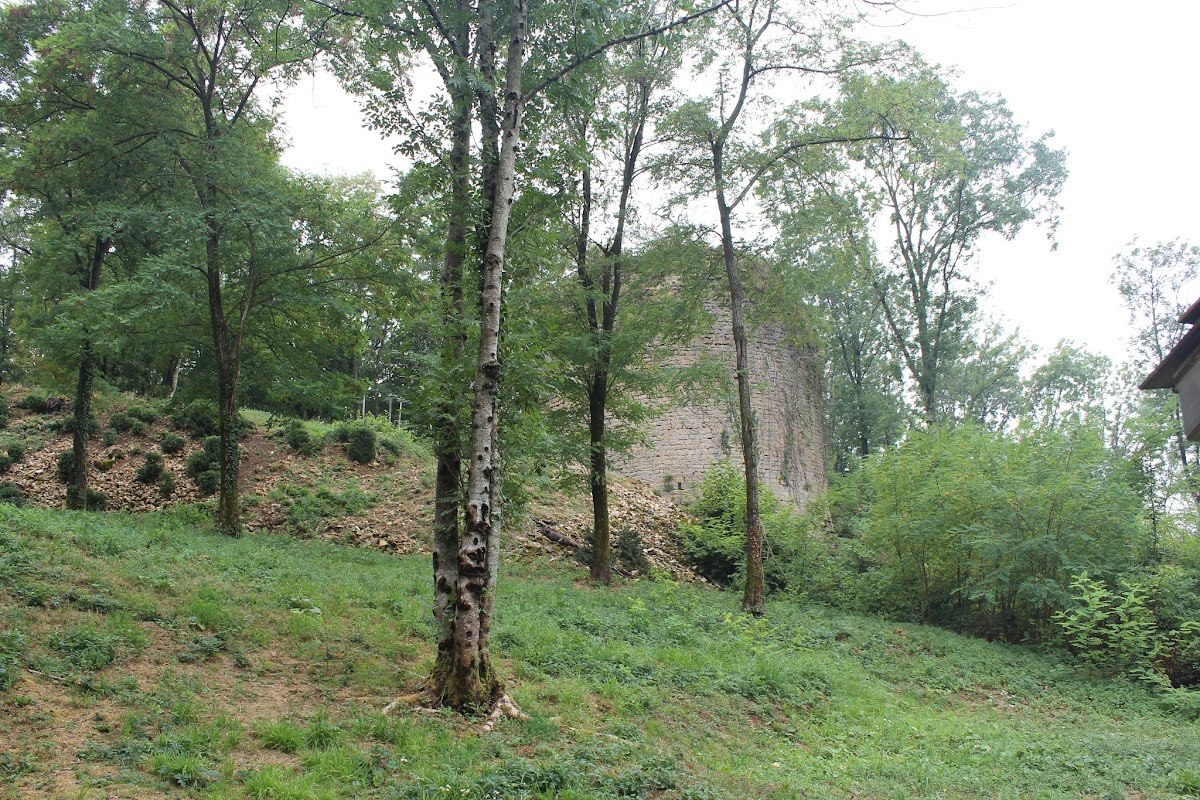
195, 470, 220, 496
56, 412, 99, 437
6, 442, 25, 462
185, 450, 210, 479
0, 391, 7, 429
56, 450, 75, 485
129, 420, 146, 436
65, 486, 108, 512
678, 461, 817, 594
172, 399, 220, 438
615, 526, 651, 574
0, 454, 10, 474
0, 482, 23, 507
102, 429, 117, 447
160, 433, 185, 454
16, 393, 47, 412
126, 403, 160, 424
283, 419, 315, 454
202, 436, 222, 463
1055, 573, 1157, 677
347, 426, 376, 464
136, 453, 164, 484
108, 412, 134, 433
330, 423, 351, 444
831, 423, 1143, 641
159, 472, 176, 498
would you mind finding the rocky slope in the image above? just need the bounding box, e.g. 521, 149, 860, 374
0, 393, 700, 580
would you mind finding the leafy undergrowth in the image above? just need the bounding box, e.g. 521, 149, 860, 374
2, 506, 1199, 799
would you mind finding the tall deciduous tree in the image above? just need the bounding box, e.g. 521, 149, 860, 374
103, 0, 338, 534
557, 17, 687, 584
0, 0, 173, 507
658, 0, 888, 614
345, 0, 724, 709
841, 61, 1067, 424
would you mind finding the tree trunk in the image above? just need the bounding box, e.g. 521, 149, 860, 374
432, 0, 527, 712
67, 339, 95, 510
574, 156, 613, 585
215, 368, 241, 536
588, 373, 611, 583
67, 237, 108, 511
716, 189, 765, 616
162, 356, 181, 400
203, 217, 244, 537
431, 75, 473, 683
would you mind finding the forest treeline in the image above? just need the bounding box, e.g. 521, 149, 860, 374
1, 0, 1197, 712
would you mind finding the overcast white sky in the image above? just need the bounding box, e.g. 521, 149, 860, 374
279, 0, 1200, 367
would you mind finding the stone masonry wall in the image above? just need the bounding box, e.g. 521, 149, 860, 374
615, 305, 826, 508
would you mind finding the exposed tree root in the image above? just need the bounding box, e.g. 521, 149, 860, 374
382, 691, 428, 716
383, 690, 526, 733
479, 693, 527, 733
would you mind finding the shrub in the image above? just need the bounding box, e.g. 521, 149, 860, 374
284, 419, 315, 454
6, 442, 24, 462
185, 451, 210, 479
347, 426, 376, 464
330, 423, 351, 444
108, 412, 134, 433
1157, 622, 1200, 688
159, 472, 176, 498
1055, 573, 1157, 677
0, 392, 7, 429
202, 436, 222, 463
195, 470, 220, 496
127, 404, 160, 424
172, 399, 220, 438
136, 453, 164, 484
56, 451, 75, 485
0, 482, 23, 507
16, 393, 47, 412
65, 487, 108, 512
160, 433, 185, 454
102, 429, 117, 446
0, 454, 10, 474
129, 420, 146, 436
615, 526, 651, 574
678, 462, 746, 587
56, 413, 99, 437
832, 424, 1143, 641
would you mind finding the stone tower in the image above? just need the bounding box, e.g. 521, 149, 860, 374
615, 305, 826, 508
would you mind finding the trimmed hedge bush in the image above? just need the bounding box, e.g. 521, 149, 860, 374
347, 426, 376, 464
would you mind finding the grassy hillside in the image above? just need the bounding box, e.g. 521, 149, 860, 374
2, 505, 1199, 799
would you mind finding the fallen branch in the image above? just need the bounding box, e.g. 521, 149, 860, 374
537, 519, 585, 550
26, 667, 70, 684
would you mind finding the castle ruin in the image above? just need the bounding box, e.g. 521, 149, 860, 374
615, 305, 826, 508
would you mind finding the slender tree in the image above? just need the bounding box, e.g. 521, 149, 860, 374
558, 19, 686, 584
840, 60, 1067, 424
0, 0, 170, 507
658, 0, 889, 614
100, 0, 340, 534
345, 0, 726, 709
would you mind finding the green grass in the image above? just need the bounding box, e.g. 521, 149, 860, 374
0, 504, 1198, 799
